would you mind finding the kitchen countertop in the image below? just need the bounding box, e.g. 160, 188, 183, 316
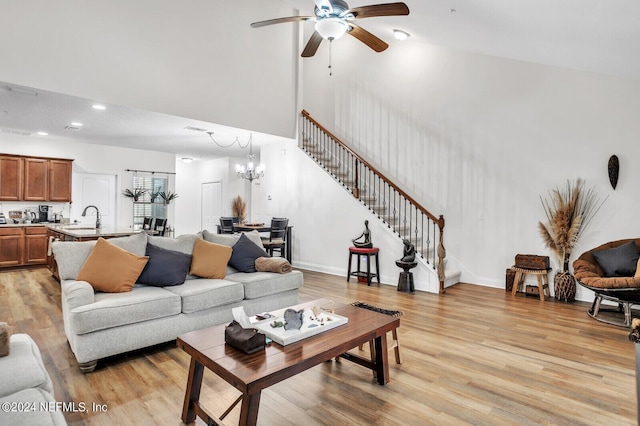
46, 224, 145, 238
0, 223, 145, 238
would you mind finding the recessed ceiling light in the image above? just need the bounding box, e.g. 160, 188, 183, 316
37, 131, 48, 136
181, 157, 193, 163
393, 29, 410, 41
70, 122, 83, 127
92, 104, 106, 110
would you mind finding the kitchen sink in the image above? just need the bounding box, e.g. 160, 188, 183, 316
62, 226, 97, 230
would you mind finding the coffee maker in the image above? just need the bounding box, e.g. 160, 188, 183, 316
38, 205, 52, 223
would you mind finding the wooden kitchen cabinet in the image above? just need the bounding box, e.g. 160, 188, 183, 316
24, 226, 48, 264
0, 154, 73, 201
23, 157, 49, 201
49, 159, 73, 202
0, 227, 24, 267
0, 155, 23, 201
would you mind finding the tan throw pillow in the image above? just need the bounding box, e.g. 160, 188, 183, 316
190, 238, 233, 279
77, 238, 149, 293
635, 257, 640, 278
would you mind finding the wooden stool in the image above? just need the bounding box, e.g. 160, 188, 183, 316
510, 267, 551, 301
336, 302, 402, 375
347, 247, 380, 286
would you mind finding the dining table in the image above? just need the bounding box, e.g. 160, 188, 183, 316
220, 223, 293, 263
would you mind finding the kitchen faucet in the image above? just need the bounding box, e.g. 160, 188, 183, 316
81, 205, 101, 229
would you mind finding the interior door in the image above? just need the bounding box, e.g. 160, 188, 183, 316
201, 181, 222, 233
72, 173, 117, 228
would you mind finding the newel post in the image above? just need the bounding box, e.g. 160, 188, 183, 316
437, 214, 446, 294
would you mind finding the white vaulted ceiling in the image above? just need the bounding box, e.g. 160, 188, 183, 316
1, 0, 639, 160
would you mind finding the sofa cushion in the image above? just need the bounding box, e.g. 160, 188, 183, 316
163, 279, 244, 314
227, 270, 304, 299
77, 238, 149, 293
138, 243, 192, 286
69, 286, 181, 334
190, 239, 232, 279
52, 232, 147, 280
0, 334, 52, 399
203, 229, 265, 249
229, 234, 270, 273
147, 233, 198, 255
592, 241, 640, 277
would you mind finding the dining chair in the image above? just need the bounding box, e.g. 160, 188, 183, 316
219, 217, 236, 234
154, 218, 168, 236
143, 217, 154, 231
262, 218, 288, 258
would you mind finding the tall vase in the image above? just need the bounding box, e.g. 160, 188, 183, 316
554, 271, 576, 302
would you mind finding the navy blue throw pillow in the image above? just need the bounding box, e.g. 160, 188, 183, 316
138, 243, 192, 286
592, 241, 640, 277
229, 233, 270, 273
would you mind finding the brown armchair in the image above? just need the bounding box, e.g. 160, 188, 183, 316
574, 238, 640, 327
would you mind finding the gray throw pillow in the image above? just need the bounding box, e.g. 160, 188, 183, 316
229, 233, 270, 273
137, 243, 191, 286
592, 241, 640, 277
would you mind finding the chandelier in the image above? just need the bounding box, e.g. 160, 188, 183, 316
235, 134, 265, 182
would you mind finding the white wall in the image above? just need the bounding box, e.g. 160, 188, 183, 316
0, 0, 299, 139
0, 136, 175, 228
174, 156, 249, 236
299, 37, 640, 301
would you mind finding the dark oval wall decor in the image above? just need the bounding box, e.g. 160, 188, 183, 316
608, 155, 619, 189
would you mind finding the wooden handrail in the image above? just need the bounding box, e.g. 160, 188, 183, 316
301, 110, 441, 226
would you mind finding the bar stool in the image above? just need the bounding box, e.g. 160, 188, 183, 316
347, 247, 380, 286
510, 266, 551, 301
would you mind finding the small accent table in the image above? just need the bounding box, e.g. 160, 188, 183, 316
395, 260, 417, 293
510, 266, 551, 301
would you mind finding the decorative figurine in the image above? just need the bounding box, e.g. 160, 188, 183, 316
400, 239, 416, 262
283, 308, 304, 330
352, 220, 373, 248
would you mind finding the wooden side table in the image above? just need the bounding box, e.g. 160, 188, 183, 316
510, 266, 551, 301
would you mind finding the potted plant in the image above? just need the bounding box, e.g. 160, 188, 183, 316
122, 188, 146, 202
231, 195, 247, 224
538, 179, 605, 302
150, 187, 161, 203
160, 190, 179, 205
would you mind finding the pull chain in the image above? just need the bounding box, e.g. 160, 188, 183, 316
328, 40, 333, 76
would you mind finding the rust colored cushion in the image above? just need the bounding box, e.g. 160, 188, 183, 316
635, 258, 640, 278
77, 238, 149, 293
190, 238, 232, 279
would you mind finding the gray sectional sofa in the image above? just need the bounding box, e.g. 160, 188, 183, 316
0, 334, 67, 425
52, 231, 303, 373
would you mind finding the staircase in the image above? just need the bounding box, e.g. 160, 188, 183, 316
299, 110, 450, 293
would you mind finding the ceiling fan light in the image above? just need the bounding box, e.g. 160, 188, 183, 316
315, 18, 348, 41
393, 29, 410, 41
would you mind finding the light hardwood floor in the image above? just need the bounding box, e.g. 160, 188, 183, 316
0, 267, 636, 425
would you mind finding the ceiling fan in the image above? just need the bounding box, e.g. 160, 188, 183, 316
250, 1, 410, 57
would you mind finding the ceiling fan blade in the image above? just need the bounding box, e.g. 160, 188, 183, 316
350, 2, 410, 19
301, 31, 324, 57
347, 23, 389, 52
250, 16, 313, 28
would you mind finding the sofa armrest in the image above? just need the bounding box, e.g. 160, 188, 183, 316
61, 280, 95, 310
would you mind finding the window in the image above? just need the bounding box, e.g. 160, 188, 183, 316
132, 175, 167, 231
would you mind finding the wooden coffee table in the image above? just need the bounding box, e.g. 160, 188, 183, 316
177, 299, 400, 426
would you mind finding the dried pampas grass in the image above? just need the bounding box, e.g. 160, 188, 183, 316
539, 179, 606, 272
231, 195, 246, 223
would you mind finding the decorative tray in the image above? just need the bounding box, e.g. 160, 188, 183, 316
253, 308, 348, 346
244, 223, 265, 227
